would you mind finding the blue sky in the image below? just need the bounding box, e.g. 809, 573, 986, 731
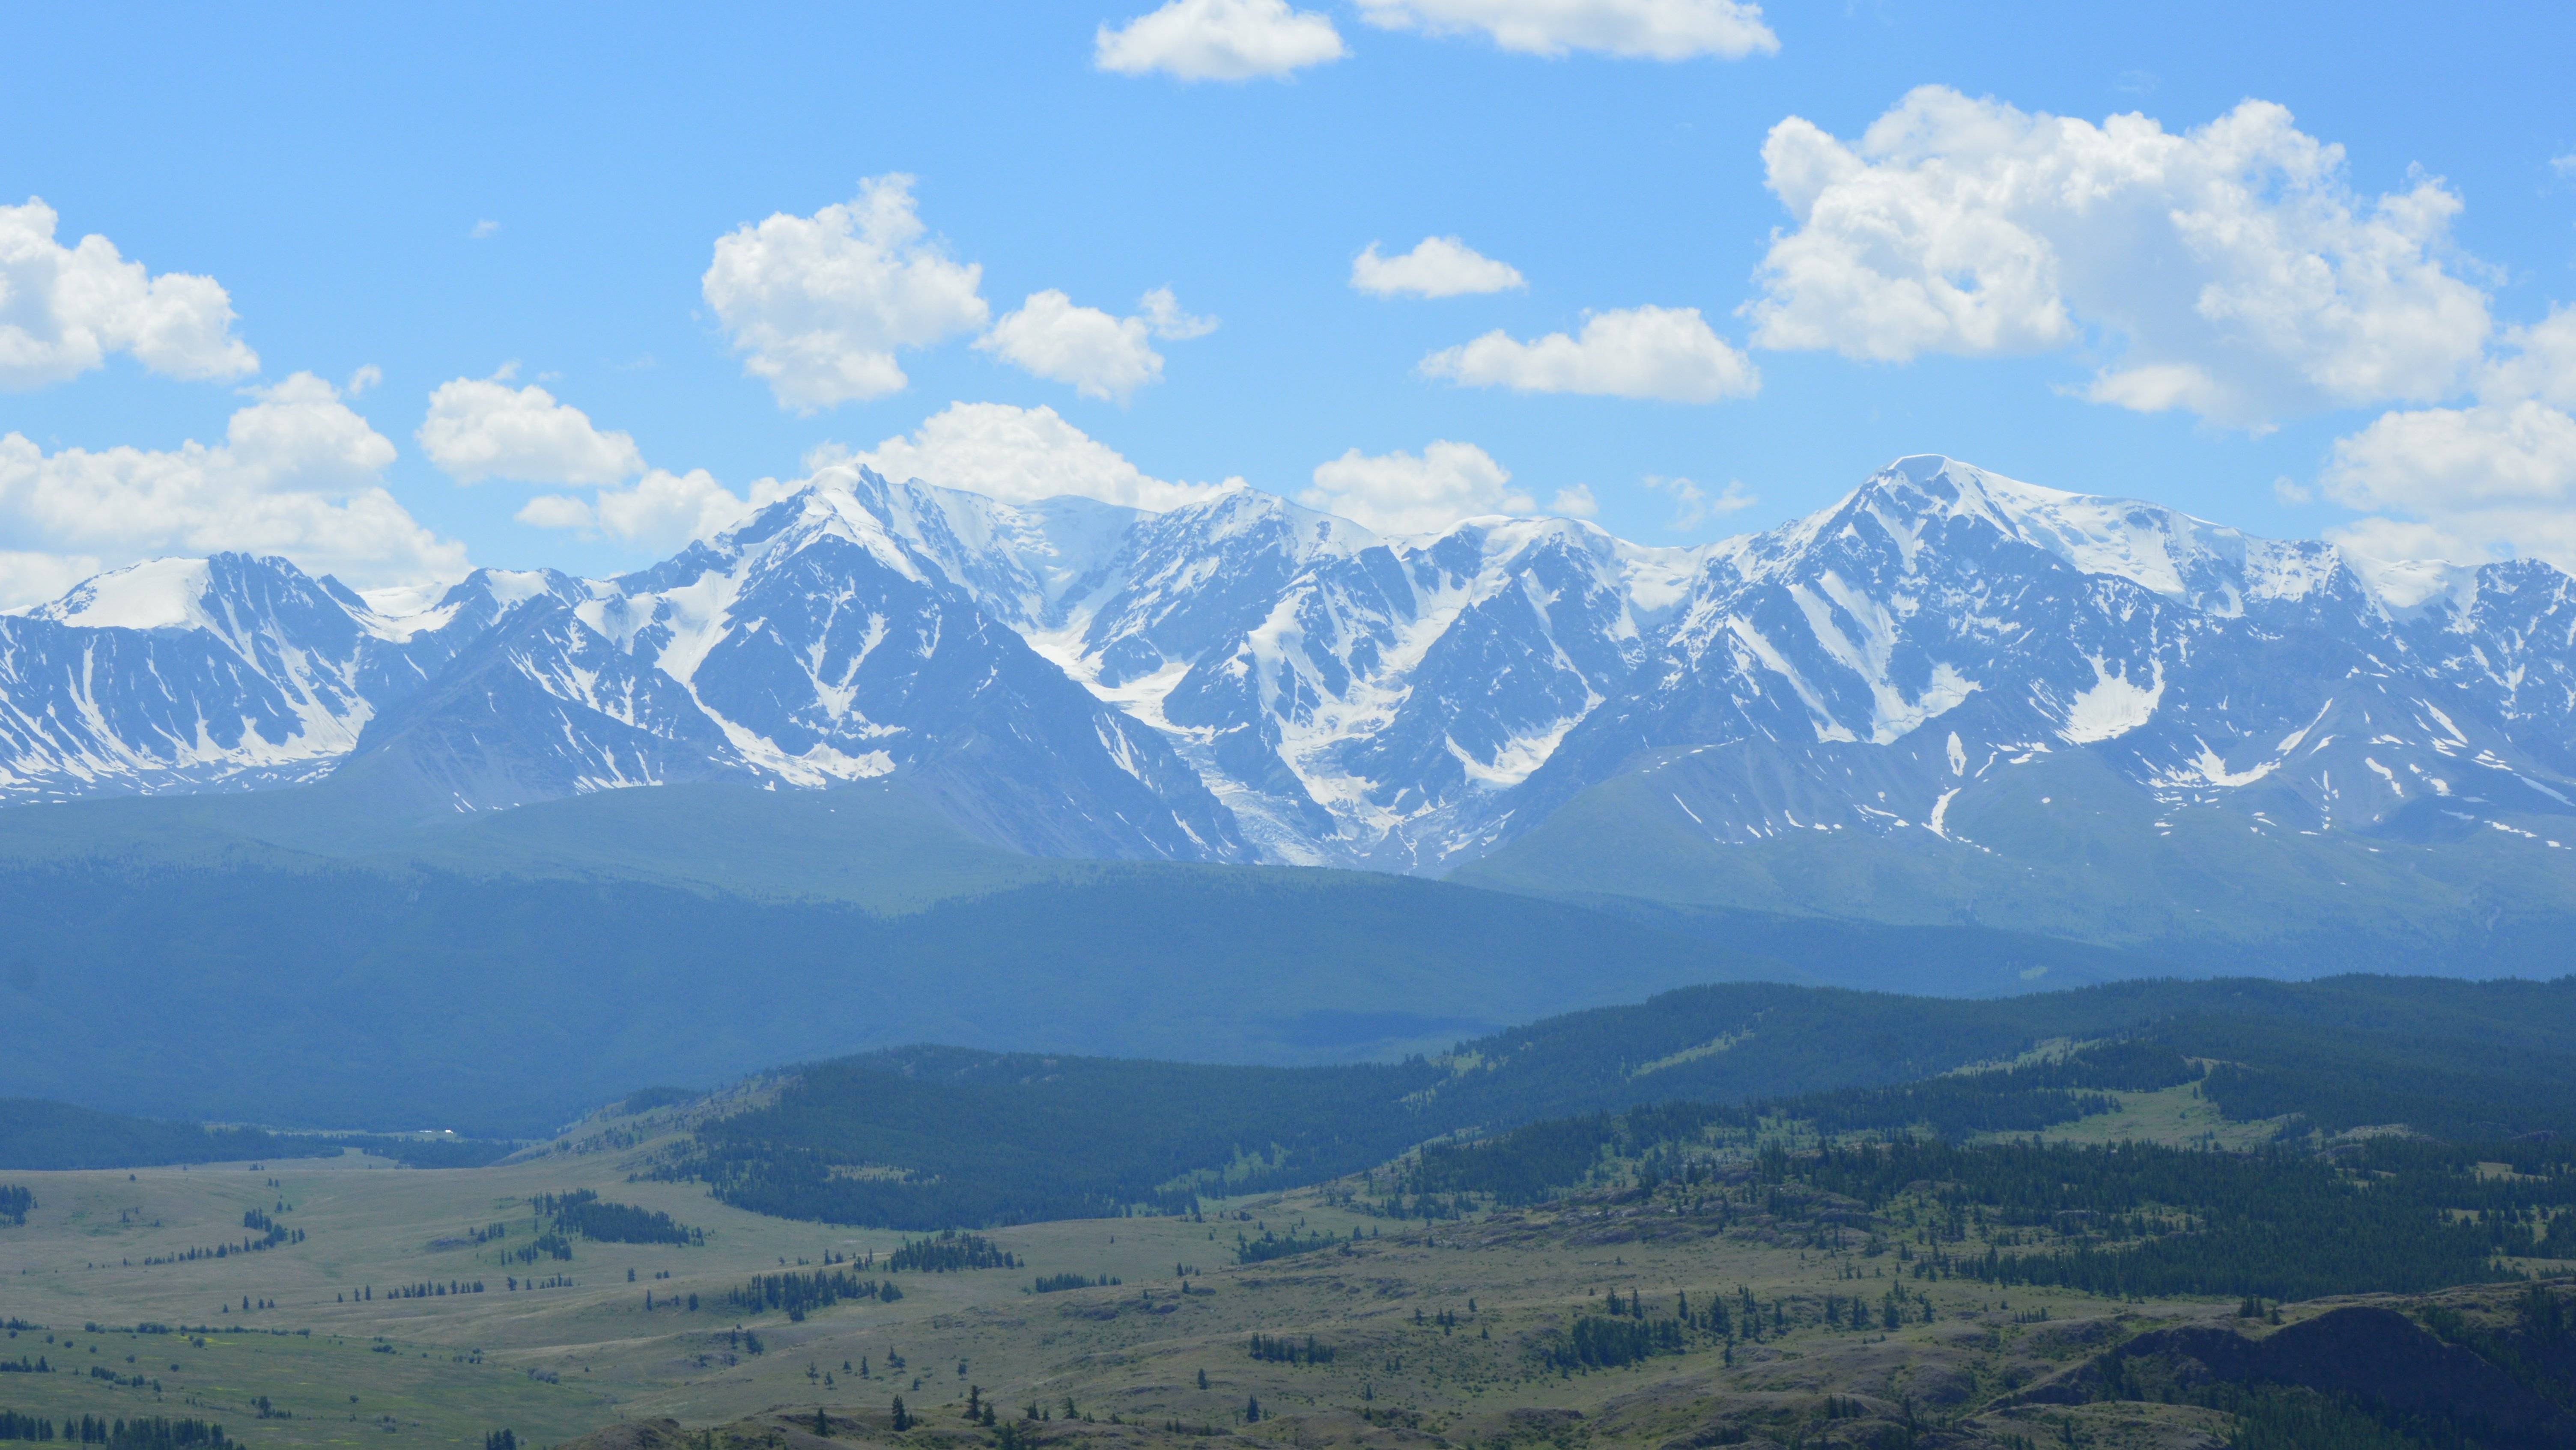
3, 0, 2573, 604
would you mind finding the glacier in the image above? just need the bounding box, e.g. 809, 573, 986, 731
7, 452, 2576, 880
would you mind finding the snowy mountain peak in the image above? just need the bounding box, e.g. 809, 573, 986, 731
1753, 454, 2380, 628
25, 551, 373, 637
27, 556, 224, 630
10, 454, 2576, 898
1154, 483, 1381, 559
2338, 549, 2482, 617
1834, 456, 2229, 597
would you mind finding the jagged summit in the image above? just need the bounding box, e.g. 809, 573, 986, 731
4, 458, 2573, 935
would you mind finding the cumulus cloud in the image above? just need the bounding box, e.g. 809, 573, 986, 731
532, 401, 1242, 541
0, 551, 104, 612
2317, 308, 2576, 567
1643, 473, 1753, 532
976, 288, 1216, 402
1139, 286, 1219, 339
1351, 236, 1527, 298
1746, 87, 2493, 428
831, 401, 1231, 512
1300, 441, 1532, 534
2478, 306, 2576, 410
2328, 402, 2576, 519
0, 197, 260, 390
0, 373, 464, 604
1095, 0, 1347, 80
422, 376, 772, 550
416, 376, 646, 486
1354, 0, 1777, 60
978, 292, 1163, 402
1547, 484, 1598, 518
518, 468, 762, 553
702, 176, 989, 411
1421, 305, 1758, 402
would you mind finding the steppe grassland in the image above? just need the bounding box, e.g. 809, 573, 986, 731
0, 1125, 2218, 1446
1998, 1081, 2291, 1152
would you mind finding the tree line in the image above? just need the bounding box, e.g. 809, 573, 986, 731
533, 1190, 700, 1246
723, 1270, 903, 1317
0, 1414, 238, 1448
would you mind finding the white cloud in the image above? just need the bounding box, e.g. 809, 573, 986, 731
1095, 0, 1347, 81
702, 175, 989, 412
976, 288, 1215, 402
452, 383, 766, 549
1351, 236, 1527, 298
2553, 153, 2576, 180
2323, 401, 2576, 566
470, 219, 501, 240
345, 364, 382, 396
1643, 473, 1753, 532
977, 292, 1164, 402
830, 401, 1231, 512
1547, 484, 1598, 518
2331, 400, 2576, 515
512, 494, 596, 533
518, 468, 760, 553
530, 400, 1243, 544
1421, 305, 1759, 402
0, 551, 104, 613
2478, 306, 2576, 410
0, 197, 260, 390
2318, 306, 2576, 567
1746, 87, 2493, 428
2323, 514, 2490, 567
1354, 0, 1777, 60
1300, 441, 1532, 534
416, 376, 645, 486
0, 373, 465, 601
1139, 286, 1219, 339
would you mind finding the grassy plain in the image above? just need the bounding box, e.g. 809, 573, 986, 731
0, 1103, 2285, 1450
2007, 1081, 2289, 1152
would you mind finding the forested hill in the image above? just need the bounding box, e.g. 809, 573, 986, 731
666, 974, 2576, 1229
0, 848, 1801, 1136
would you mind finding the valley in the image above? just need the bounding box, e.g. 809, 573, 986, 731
11, 975, 2576, 1447
5, 1086, 2571, 1450
13, 12, 2572, 1449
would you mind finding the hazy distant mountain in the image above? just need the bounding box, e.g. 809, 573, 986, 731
7, 454, 2575, 964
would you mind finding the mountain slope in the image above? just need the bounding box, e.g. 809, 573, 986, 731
1462, 458, 2576, 966
6, 454, 2576, 968
0, 827, 1809, 1134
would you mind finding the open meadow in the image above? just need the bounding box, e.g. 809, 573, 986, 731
0, 1101, 2410, 1450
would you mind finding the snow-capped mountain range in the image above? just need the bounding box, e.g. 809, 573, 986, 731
8, 454, 2576, 888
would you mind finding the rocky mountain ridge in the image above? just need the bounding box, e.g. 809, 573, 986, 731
6, 456, 2574, 898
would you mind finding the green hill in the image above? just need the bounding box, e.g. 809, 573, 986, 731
658, 972, 2576, 1229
